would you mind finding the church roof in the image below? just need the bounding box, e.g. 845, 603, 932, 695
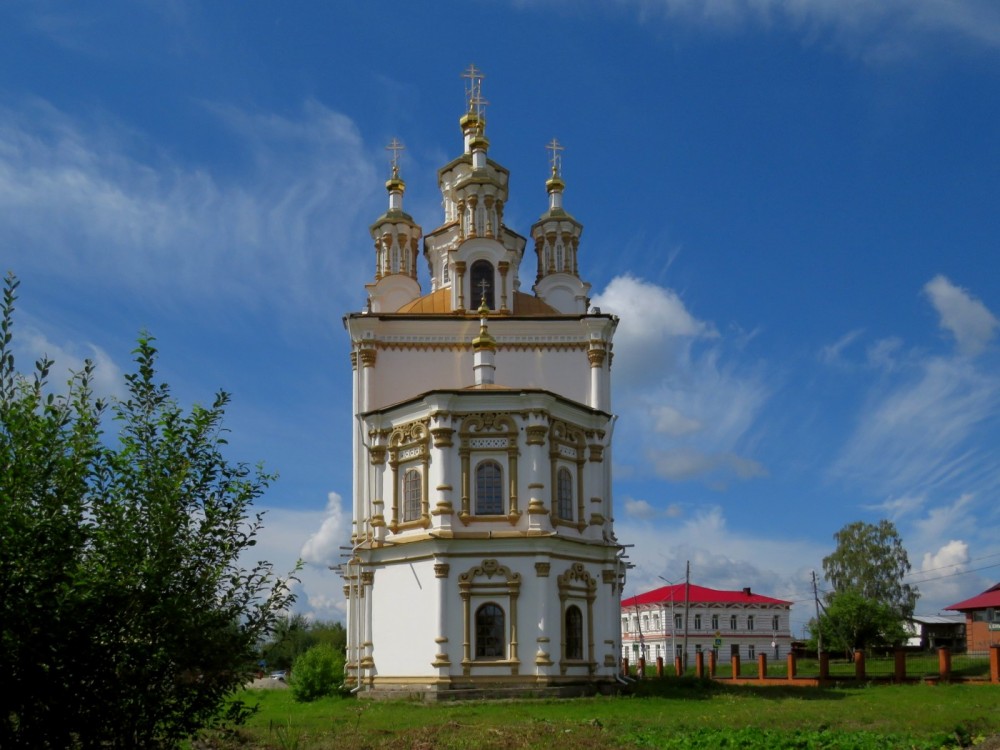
394, 288, 559, 315
622, 583, 791, 608
945, 582, 1000, 612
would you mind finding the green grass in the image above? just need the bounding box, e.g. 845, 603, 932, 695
195, 680, 1000, 749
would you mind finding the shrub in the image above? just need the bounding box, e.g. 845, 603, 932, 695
289, 644, 344, 702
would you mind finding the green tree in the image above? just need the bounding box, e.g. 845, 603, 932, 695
289, 644, 344, 703
261, 616, 347, 672
808, 589, 909, 654
822, 520, 919, 619
0, 274, 298, 749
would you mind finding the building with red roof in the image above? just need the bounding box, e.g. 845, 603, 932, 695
946, 583, 1000, 653
621, 583, 792, 666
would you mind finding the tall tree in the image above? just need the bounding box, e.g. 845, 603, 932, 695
822, 519, 919, 619
0, 274, 298, 749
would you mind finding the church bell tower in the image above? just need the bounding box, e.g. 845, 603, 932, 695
342, 66, 625, 696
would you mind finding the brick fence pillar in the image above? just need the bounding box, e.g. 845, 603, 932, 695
622, 657, 629, 677
757, 653, 767, 681
638, 656, 646, 679
695, 650, 704, 679
674, 656, 683, 676
991, 645, 1000, 684
786, 651, 796, 681
819, 652, 829, 680
938, 647, 951, 681
894, 649, 906, 683
656, 656, 663, 678
854, 650, 865, 680
731, 654, 741, 680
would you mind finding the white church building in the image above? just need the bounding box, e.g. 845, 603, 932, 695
341, 68, 626, 696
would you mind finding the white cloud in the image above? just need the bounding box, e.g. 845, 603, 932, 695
624, 497, 656, 520
300, 492, 349, 568
11, 322, 125, 401
594, 275, 768, 487
924, 275, 999, 356
912, 539, 971, 612
0, 99, 378, 319
862, 493, 925, 520
652, 405, 702, 436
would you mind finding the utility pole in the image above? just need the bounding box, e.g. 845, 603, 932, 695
682, 560, 691, 672
812, 570, 823, 655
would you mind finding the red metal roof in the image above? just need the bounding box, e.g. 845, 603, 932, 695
621, 583, 790, 608
945, 582, 1000, 612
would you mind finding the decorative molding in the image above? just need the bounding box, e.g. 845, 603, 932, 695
434, 563, 450, 579
535, 562, 550, 577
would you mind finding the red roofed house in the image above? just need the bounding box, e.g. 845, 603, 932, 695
946, 583, 1000, 654
621, 584, 792, 666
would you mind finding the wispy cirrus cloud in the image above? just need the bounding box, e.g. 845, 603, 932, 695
604, 0, 1000, 58
0, 98, 378, 318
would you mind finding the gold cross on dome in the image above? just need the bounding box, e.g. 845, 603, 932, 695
546, 137, 564, 176
462, 63, 486, 118
385, 137, 405, 175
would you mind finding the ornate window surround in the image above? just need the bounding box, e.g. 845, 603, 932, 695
459, 559, 521, 675
557, 562, 596, 673
458, 413, 520, 525
387, 419, 431, 532
549, 420, 586, 531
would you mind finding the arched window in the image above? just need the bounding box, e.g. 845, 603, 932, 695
556, 467, 573, 521
475, 603, 505, 659
475, 460, 503, 515
402, 469, 421, 522
565, 605, 583, 660
470, 259, 495, 309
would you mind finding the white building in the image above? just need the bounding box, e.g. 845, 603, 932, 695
621, 584, 792, 665
341, 67, 625, 696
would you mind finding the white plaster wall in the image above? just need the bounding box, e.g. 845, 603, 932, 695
370, 559, 440, 676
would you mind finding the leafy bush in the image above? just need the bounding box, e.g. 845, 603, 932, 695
289, 644, 344, 702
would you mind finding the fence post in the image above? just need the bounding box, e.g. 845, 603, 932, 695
894, 649, 906, 683
854, 650, 865, 680
731, 653, 741, 680
786, 651, 796, 681
819, 651, 829, 680
695, 650, 704, 679
937, 647, 951, 681
656, 656, 663, 678
709, 650, 717, 678
674, 656, 683, 676
991, 645, 1000, 684
622, 657, 629, 677
638, 656, 646, 679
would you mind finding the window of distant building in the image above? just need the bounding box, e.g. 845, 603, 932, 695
747, 615, 755, 631
674, 614, 682, 629
711, 614, 719, 630
748, 644, 755, 659
772, 615, 780, 631
694, 614, 702, 630
730, 615, 738, 630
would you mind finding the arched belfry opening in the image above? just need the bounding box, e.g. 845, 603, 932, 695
470, 259, 495, 309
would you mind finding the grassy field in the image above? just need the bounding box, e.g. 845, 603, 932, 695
197, 679, 1000, 749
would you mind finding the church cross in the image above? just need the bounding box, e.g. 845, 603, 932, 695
477, 278, 491, 306
546, 137, 564, 176
385, 137, 405, 176
462, 63, 487, 119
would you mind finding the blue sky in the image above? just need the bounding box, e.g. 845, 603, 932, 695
2, 1, 998, 635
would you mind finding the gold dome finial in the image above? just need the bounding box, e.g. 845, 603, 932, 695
460, 63, 488, 135
545, 137, 565, 192
472, 295, 497, 351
